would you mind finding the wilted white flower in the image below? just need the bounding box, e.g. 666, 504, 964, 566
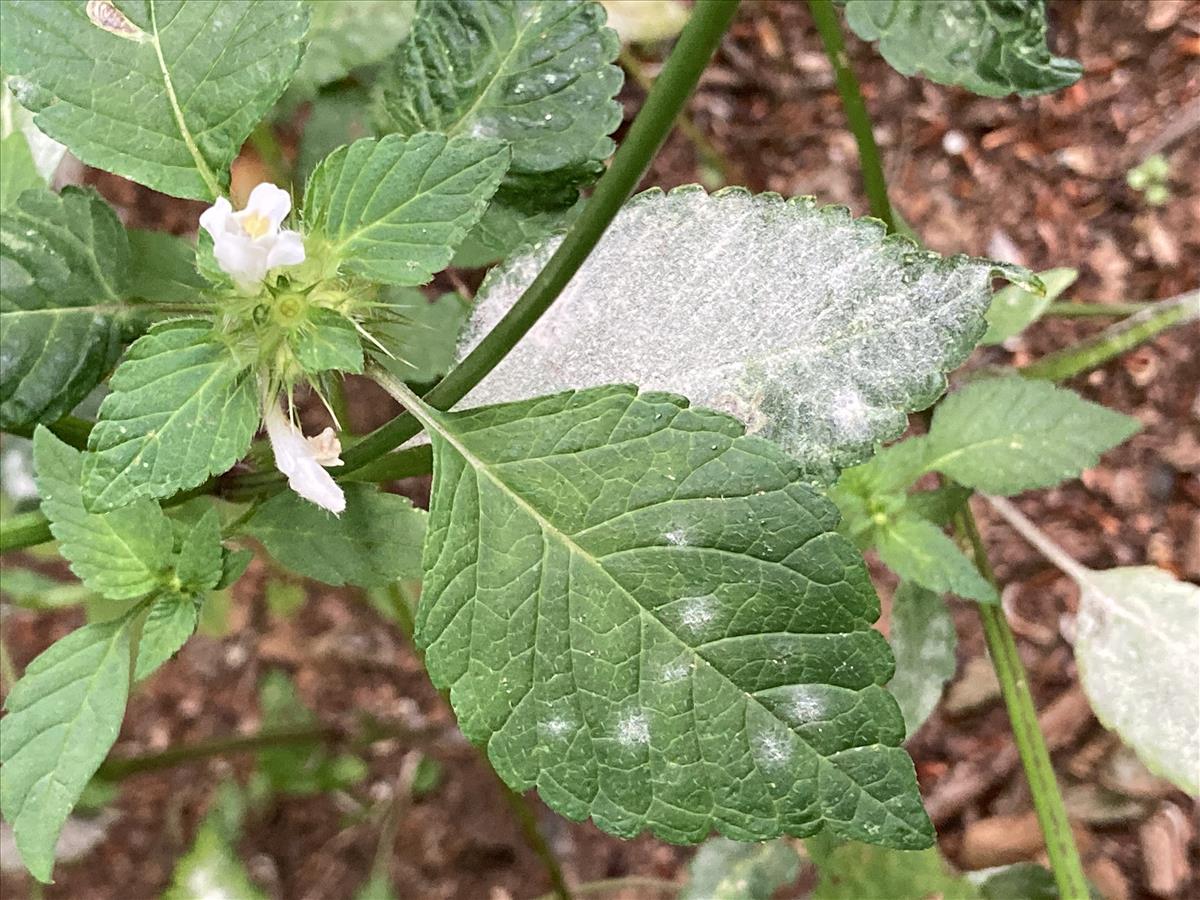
199, 183, 305, 292
263, 403, 345, 514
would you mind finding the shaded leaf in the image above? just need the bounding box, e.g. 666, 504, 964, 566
0, 132, 41, 208
682, 837, 800, 900
0, 82, 66, 183
451, 196, 583, 268
125, 230, 207, 304
163, 799, 265, 900
888, 582, 957, 737
808, 836, 979, 899
373, 288, 470, 383
291, 0, 416, 97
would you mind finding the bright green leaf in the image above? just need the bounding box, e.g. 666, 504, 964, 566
373, 288, 470, 384
982, 267, 1077, 344
888, 582, 957, 736
290, 0, 417, 98
682, 837, 800, 900
126, 230, 207, 304
303, 133, 508, 286
33, 427, 173, 600
843, 0, 1082, 98
0, 612, 136, 883
133, 591, 199, 681
0, 0, 309, 199
375, 0, 622, 203
83, 322, 259, 511
0, 132, 41, 208
876, 514, 997, 603
402, 381, 932, 848
174, 505, 224, 593
924, 378, 1140, 495
461, 187, 1020, 481
245, 483, 425, 587
290, 307, 364, 375
1, 187, 128, 431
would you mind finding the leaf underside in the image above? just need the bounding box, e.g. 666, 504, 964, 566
414, 384, 932, 848
461, 186, 1010, 482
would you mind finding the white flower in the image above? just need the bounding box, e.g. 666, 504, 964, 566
263, 403, 345, 514
199, 183, 306, 292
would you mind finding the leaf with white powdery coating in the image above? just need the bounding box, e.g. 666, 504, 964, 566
0, 612, 136, 883
33, 427, 173, 600
83, 323, 259, 512
1, 187, 128, 431
0, 0, 308, 199
889, 582, 957, 737
303, 133, 508, 286
461, 187, 1020, 482
404, 382, 932, 848
924, 378, 1140, 495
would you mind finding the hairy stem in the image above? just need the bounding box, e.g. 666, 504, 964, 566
807, 0, 896, 231
957, 508, 1090, 899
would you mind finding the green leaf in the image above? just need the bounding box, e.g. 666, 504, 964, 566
905, 483, 971, 527
808, 837, 979, 899
1, 187, 128, 430
451, 195, 584, 268
982, 267, 1077, 344
174, 505, 224, 593
888, 583, 956, 737
354, 872, 399, 900
923, 378, 1140, 495
0, 0, 309, 199
875, 514, 997, 603
0, 565, 93, 610
682, 837, 801, 900
33, 427, 173, 599
290, 0, 417, 98
295, 85, 372, 186
163, 802, 266, 900
0, 132, 41, 208
303, 133, 508, 286
126, 230, 207, 304
290, 307, 364, 375
461, 187, 1019, 481
0, 612, 135, 883
216, 547, 253, 590
374, 0, 622, 202
842, 0, 1082, 98
975, 863, 1059, 899
1, 82, 67, 183
373, 288, 470, 383
403, 382, 932, 848
245, 483, 425, 587
133, 591, 199, 681
83, 322, 259, 511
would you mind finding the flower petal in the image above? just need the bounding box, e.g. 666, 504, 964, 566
264, 405, 346, 514
246, 182, 292, 230
198, 197, 233, 240
213, 234, 269, 291
305, 427, 343, 466
266, 229, 306, 270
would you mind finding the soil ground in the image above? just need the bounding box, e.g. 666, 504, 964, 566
2, 1, 1198, 898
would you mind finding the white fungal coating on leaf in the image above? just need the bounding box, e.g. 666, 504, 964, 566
460, 187, 1011, 480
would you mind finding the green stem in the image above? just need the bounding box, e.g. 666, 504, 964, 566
1045, 301, 1155, 318
0, 510, 53, 554
3, 414, 94, 449
807, 0, 896, 232
1021, 290, 1198, 380
957, 509, 1089, 899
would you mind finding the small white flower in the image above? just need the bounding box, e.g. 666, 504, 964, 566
263, 403, 345, 514
199, 182, 305, 292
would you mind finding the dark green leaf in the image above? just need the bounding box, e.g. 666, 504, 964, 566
296, 85, 372, 185
290, 0, 417, 98
808, 836, 979, 899
451, 195, 583, 268
216, 547, 253, 590
905, 483, 971, 527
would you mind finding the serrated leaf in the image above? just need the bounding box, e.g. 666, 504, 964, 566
290, 0, 416, 98
126, 230, 207, 304
842, 0, 1082, 98
1, 187, 128, 430
373, 288, 470, 383
888, 582, 957, 737
682, 837, 800, 900
0, 612, 135, 883
876, 514, 997, 603
245, 483, 425, 587
375, 0, 622, 201
83, 323, 259, 511
460, 187, 1013, 481
400, 381, 932, 848
303, 133, 508, 286
602, 0, 689, 45
290, 307, 364, 375
216, 547, 252, 590
33, 427, 173, 600
0, 0, 308, 199
133, 591, 199, 681
923, 378, 1140, 495
0, 132, 41, 208
174, 505, 223, 592
982, 267, 1077, 344
808, 837, 979, 899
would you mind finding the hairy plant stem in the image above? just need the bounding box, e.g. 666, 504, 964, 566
956, 508, 1089, 899
807, 0, 896, 232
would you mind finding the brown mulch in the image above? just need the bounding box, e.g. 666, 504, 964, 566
3, 2, 1198, 898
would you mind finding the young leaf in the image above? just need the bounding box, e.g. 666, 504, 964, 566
126, 230, 207, 304
682, 837, 800, 900
842, 0, 1082, 98
1, 187, 129, 430
303, 133, 508, 286
888, 583, 957, 737
875, 514, 997, 603
290, 308, 364, 375
982, 267, 1078, 345
0, 0, 309, 199
174, 505, 224, 593
33, 427, 173, 600
244, 483, 425, 587
133, 592, 199, 681
372, 288, 470, 383
374, 0, 622, 203
398, 381, 932, 849
289, 0, 417, 98
0, 612, 136, 883
83, 323, 259, 511
460, 187, 1017, 481
924, 378, 1140, 496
